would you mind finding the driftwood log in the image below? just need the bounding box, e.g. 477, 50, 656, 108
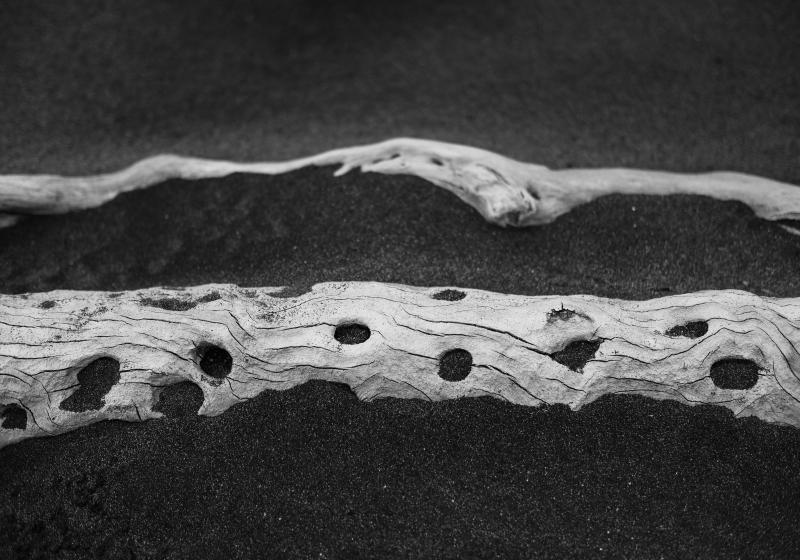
1, 137, 798, 231
1, 282, 799, 448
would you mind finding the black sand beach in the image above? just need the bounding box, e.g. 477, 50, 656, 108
1, 1, 800, 558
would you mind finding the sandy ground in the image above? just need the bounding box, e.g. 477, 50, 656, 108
1, 1, 799, 558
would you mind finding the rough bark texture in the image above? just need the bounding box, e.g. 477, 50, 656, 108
1, 138, 798, 229
2, 282, 799, 448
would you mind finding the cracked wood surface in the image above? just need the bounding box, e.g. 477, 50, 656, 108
1, 282, 799, 449
1, 137, 798, 230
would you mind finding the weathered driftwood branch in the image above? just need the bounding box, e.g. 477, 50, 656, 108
2, 282, 799, 448
1, 138, 798, 229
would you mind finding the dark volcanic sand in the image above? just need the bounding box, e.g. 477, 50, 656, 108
2, 0, 800, 559
1, 171, 800, 560
1, 169, 799, 299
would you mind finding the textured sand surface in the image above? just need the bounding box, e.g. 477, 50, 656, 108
1, 1, 799, 558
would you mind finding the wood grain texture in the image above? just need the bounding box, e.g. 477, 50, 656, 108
1, 138, 798, 229
2, 282, 799, 448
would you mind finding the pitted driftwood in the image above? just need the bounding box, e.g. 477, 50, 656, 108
1, 138, 798, 229
1, 282, 799, 448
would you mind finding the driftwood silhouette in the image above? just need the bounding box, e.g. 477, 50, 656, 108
2, 282, 799, 448
1, 137, 798, 231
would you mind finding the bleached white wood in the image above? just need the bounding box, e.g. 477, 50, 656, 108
1, 138, 797, 228
2, 282, 799, 448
